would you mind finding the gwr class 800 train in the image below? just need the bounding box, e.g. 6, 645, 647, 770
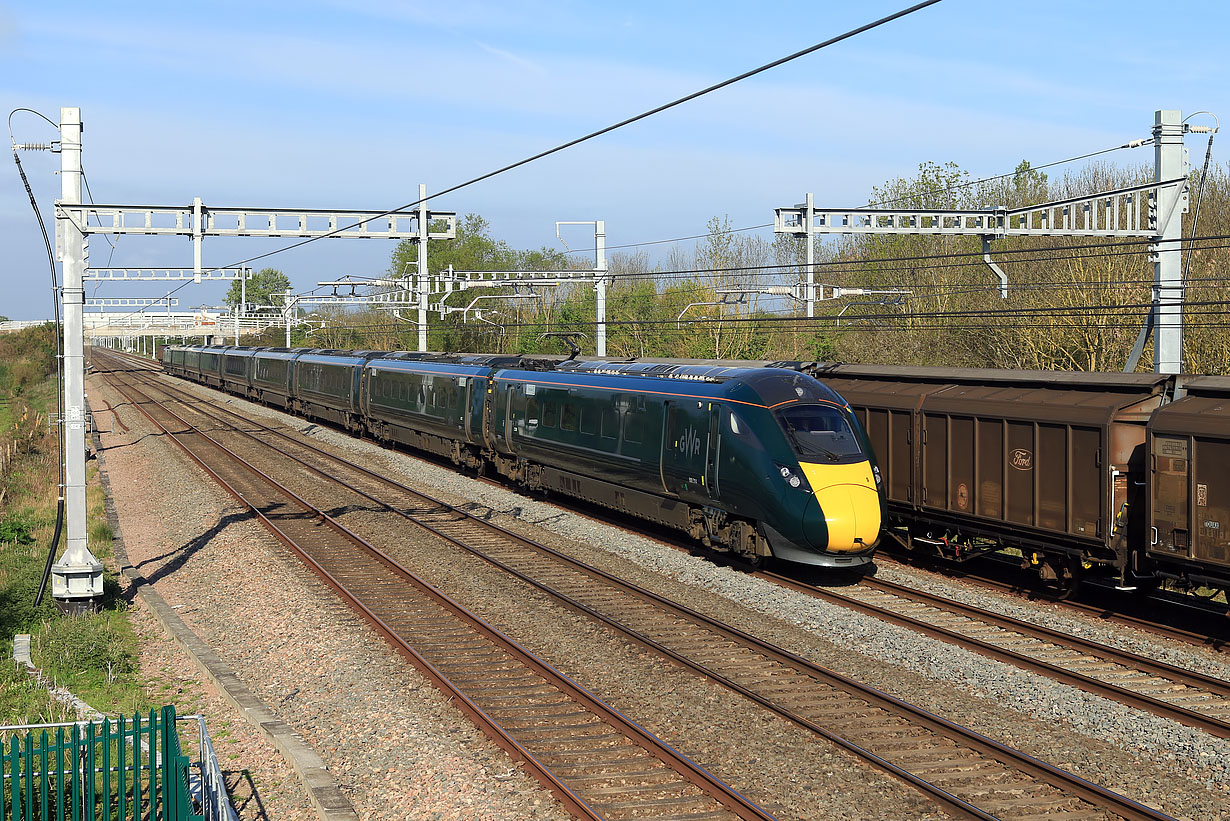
162, 345, 885, 568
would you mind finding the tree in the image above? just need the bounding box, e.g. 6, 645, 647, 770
0, 316, 9, 322
387, 213, 573, 353
224, 268, 291, 310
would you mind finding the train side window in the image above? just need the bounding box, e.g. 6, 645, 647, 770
728, 409, 751, 437
561, 403, 577, 432
601, 407, 619, 440
543, 401, 558, 428
579, 405, 597, 436
725, 408, 763, 449
624, 411, 644, 444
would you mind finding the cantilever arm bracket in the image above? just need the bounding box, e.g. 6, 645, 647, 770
982, 236, 1008, 299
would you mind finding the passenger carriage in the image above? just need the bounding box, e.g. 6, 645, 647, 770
250, 348, 301, 409
219, 346, 263, 397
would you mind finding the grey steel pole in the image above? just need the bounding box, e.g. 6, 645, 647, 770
51, 107, 103, 611
240, 269, 247, 344
595, 220, 607, 357
804, 192, 815, 318
418, 183, 429, 352
1153, 109, 1189, 374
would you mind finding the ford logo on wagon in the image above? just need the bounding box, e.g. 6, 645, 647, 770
1010, 449, 1033, 470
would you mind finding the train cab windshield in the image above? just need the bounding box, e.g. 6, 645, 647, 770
775, 404, 865, 463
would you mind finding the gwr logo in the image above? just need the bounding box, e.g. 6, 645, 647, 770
678, 426, 703, 458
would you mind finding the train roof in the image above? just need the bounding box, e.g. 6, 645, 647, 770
500, 363, 848, 410
803, 362, 1173, 392
553, 360, 757, 383
1151, 377, 1230, 437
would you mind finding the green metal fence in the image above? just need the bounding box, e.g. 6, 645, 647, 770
0, 706, 201, 821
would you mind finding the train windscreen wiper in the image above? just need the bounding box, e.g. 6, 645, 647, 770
782, 419, 841, 462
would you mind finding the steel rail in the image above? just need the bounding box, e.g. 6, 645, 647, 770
105, 355, 1182, 821
876, 548, 1229, 653
861, 576, 1230, 697
752, 571, 1230, 739
101, 367, 774, 821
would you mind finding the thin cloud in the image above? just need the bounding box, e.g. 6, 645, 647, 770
475, 40, 546, 75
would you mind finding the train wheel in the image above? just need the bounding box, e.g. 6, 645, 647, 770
1042, 555, 1084, 599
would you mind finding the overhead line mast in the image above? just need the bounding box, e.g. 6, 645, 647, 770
775, 109, 1206, 375
47, 107, 455, 610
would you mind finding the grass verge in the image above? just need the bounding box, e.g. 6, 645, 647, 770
1, 367, 152, 721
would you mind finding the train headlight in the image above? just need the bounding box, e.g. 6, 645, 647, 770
776, 464, 808, 490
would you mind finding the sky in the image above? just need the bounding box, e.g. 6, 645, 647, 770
1, 0, 1227, 320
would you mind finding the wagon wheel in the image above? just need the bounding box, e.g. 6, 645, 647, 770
1047, 555, 1085, 600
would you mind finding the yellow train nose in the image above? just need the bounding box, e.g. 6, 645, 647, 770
799, 461, 882, 552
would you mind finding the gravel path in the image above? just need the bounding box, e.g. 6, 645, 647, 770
97, 369, 1230, 819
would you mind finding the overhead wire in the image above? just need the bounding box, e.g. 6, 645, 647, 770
555, 139, 1153, 258
264, 293, 1230, 340
202, 1, 943, 274
315, 231, 1230, 286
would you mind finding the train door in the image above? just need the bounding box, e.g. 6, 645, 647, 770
462, 376, 474, 435
489, 381, 512, 452
482, 378, 497, 451
705, 403, 721, 497
661, 400, 714, 499
1151, 434, 1192, 558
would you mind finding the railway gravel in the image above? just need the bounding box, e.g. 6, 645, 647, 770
869, 560, 1230, 682
95, 365, 1230, 819
87, 373, 572, 821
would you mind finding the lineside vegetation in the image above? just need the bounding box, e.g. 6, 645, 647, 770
0, 325, 147, 721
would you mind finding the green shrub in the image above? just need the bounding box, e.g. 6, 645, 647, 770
35, 613, 136, 687
0, 515, 35, 546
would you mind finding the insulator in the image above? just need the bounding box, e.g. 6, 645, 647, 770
14, 143, 52, 151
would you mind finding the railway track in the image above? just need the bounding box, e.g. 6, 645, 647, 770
96, 355, 771, 821
877, 548, 1230, 654
94, 349, 1182, 821
759, 570, 1230, 739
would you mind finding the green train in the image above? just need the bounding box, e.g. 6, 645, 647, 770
163, 345, 886, 568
